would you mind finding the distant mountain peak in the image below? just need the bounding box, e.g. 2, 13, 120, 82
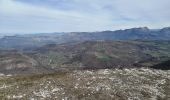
139, 26, 149, 30
160, 27, 170, 33
161, 27, 170, 30
122, 27, 150, 34
130, 27, 149, 31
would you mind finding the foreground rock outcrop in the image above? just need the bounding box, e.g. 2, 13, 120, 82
0, 68, 169, 100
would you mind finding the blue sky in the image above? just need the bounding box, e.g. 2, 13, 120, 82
0, 0, 170, 33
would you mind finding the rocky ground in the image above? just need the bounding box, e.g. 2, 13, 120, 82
0, 68, 169, 100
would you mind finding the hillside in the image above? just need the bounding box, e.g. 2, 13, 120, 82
0, 40, 169, 75
0, 50, 53, 75
33, 40, 170, 71
34, 41, 149, 70
152, 60, 170, 70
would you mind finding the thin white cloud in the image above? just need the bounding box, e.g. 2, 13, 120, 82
0, 0, 169, 33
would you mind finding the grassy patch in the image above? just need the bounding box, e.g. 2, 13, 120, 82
95, 53, 111, 61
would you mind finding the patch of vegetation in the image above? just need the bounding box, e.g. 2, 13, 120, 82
34, 51, 68, 68
47, 51, 66, 66
94, 44, 106, 53
95, 53, 111, 61
129, 40, 170, 55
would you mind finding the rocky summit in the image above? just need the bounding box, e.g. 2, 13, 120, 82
0, 68, 169, 100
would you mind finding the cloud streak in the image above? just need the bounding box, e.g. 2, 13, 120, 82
0, 0, 170, 33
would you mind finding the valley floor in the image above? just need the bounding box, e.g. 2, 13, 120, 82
0, 68, 170, 100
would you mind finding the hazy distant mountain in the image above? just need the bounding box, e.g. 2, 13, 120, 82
0, 27, 170, 50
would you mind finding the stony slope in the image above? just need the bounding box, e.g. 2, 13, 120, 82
0, 68, 169, 100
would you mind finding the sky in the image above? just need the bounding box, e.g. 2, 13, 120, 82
0, 0, 170, 33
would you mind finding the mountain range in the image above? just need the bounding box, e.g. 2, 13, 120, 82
0, 27, 170, 50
